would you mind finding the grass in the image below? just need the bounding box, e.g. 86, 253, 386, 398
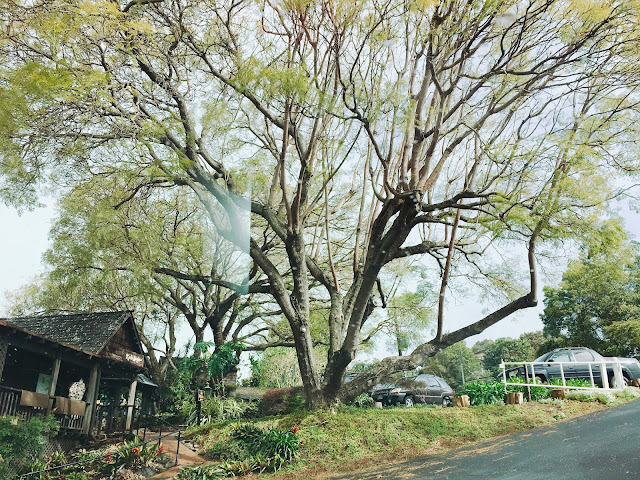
184, 388, 640, 479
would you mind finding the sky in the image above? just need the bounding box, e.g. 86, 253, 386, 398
1, 199, 639, 355
0, 200, 56, 311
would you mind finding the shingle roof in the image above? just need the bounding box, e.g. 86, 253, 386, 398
0, 311, 132, 355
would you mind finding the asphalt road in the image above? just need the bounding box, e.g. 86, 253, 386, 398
332, 399, 640, 480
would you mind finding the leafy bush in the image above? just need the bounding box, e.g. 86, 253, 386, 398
206, 440, 250, 463
117, 439, 163, 468
502, 376, 596, 402
505, 376, 550, 401
458, 381, 506, 406
205, 424, 302, 474
0, 415, 59, 478
259, 427, 300, 460
181, 342, 244, 386
351, 393, 374, 408
184, 397, 259, 426
261, 387, 305, 416
549, 378, 593, 388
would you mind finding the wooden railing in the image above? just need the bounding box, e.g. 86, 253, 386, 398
0, 385, 84, 431
0, 385, 20, 416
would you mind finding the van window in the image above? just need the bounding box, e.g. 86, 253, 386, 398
573, 350, 595, 362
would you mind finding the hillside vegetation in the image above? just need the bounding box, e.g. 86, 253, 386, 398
182, 389, 640, 479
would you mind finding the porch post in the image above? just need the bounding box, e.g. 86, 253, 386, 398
125, 378, 138, 432
47, 357, 62, 413
82, 363, 101, 435
0, 338, 7, 382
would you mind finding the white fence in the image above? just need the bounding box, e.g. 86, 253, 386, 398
499, 358, 626, 391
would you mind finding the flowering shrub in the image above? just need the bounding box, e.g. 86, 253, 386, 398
25, 439, 165, 480
117, 440, 163, 468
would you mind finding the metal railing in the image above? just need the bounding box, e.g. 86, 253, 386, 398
499, 358, 626, 390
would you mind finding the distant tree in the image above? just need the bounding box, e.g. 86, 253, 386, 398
482, 338, 535, 376
519, 331, 546, 357
541, 226, 640, 357
249, 347, 303, 389
471, 339, 495, 355
422, 342, 483, 388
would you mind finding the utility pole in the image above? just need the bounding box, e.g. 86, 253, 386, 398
459, 349, 466, 385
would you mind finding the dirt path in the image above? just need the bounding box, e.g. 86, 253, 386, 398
139, 430, 208, 480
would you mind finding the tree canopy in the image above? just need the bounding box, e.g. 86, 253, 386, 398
422, 342, 483, 387
541, 226, 640, 357
2, 0, 640, 406
482, 337, 535, 375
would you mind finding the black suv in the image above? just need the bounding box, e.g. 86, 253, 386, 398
370, 374, 455, 407
503, 347, 640, 388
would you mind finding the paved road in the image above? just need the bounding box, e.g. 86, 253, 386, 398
333, 399, 640, 480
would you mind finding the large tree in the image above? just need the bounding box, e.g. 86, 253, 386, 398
2, 0, 640, 407
6, 178, 292, 381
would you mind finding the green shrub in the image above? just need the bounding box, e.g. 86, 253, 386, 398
593, 392, 613, 404
0, 416, 59, 478
206, 424, 301, 473
259, 427, 300, 460
505, 376, 550, 401
231, 424, 263, 452
351, 393, 374, 408
184, 396, 259, 426
549, 378, 593, 388
206, 439, 250, 462
458, 381, 506, 406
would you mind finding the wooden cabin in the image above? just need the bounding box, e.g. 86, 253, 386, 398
0, 311, 156, 438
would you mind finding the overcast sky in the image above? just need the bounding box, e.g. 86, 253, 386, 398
1, 199, 639, 352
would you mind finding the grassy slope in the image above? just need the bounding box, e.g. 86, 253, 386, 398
185, 390, 640, 479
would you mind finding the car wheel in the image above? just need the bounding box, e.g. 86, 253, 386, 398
442, 396, 452, 407
609, 374, 630, 389
403, 396, 414, 407
534, 375, 546, 384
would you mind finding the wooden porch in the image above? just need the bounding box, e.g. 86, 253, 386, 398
0, 311, 154, 438
0, 385, 85, 432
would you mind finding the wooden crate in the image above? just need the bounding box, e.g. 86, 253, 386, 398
454, 395, 470, 407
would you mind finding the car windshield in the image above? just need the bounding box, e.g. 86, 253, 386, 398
533, 352, 552, 362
